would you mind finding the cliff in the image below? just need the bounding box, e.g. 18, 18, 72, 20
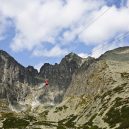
0, 50, 39, 106
0, 50, 85, 107
44, 46, 129, 129
1, 47, 129, 129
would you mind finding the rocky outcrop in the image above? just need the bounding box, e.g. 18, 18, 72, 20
65, 56, 96, 97
26, 66, 38, 85
65, 47, 129, 97
2, 47, 129, 129
39, 53, 84, 90
0, 50, 38, 105
39, 53, 85, 103
0, 50, 86, 107
44, 46, 129, 129
26, 66, 38, 75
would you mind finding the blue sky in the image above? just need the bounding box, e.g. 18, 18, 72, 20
0, 0, 129, 71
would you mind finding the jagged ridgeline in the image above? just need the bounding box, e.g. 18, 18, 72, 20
0, 50, 87, 108
0, 47, 129, 129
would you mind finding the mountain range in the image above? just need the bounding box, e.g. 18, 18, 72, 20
0, 46, 129, 129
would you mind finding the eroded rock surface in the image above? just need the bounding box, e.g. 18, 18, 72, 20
1, 47, 129, 129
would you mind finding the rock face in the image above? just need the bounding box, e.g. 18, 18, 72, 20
0, 50, 85, 106
39, 53, 86, 103
0, 50, 39, 105
65, 47, 129, 97
1, 47, 129, 129
39, 53, 84, 90
45, 46, 129, 129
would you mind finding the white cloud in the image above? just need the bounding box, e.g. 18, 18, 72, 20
34, 62, 44, 72
0, 14, 12, 40
0, 0, 104, 52
91, 34, 128, 58
78, 53, 88, 58
79, 5, 129, 44
33, 45, 68, 57
0, 0, 129, 59
128, 0, 129, 7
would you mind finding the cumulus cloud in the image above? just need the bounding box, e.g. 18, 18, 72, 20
0, 14, 12, 40
0, 0, 128, 58
78, 53, 88, 58
0, 0, 103, 51
33, 45, 68, 57
79, 6, 129, 44
91, 34, 128, 58
34, 62, 44, 72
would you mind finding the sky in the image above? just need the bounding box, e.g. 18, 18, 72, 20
0, 0, 129, 71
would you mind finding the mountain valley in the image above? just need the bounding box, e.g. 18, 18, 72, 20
0, 47, 129, 129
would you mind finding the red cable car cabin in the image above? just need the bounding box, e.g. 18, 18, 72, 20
45, 79, 49, 87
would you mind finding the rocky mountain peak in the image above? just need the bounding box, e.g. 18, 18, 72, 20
39, 52, 84, 87
1, 47, 129, 129
26, 65, 38, 76
0, 50, 90, 106
99, 46, 129, 61
63, 52, 79, 60
39, 63, 52, 73
0, 50, 21, 66
0, 50, 10, 57
0, 51, 39, 105
38, 53, 86, 103
60, 52, 83, 66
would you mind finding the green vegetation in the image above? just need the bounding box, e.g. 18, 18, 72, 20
79, 125, 103, 129
99, 83, 127, 116
113, 83, 127, 93
57, 125, 66, 129
24, 114, 36, 122
1, 112, 37, 128
85, 114, 97, 126
34, 121, 56, 126
103, 97, 129, 128
3, 117, 29, 128
94, 94, 100, 101
58, 114, 77, 128
100, 97, 111, 113
64, 115, 77, 127
113, 86, 124, 93
101, 83, 127, 102
114, 97, 129, 107
77, 96, 88, 108
121, 72, 129, 79
54, 105, 68, 113
104, 106, 120, 127
77, 114, 102, 129
1, 112, 15, 118
101, 90, 112, 101
39, 110, 49, 119
33, 120, 68, 129
118, 106, 129, 129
